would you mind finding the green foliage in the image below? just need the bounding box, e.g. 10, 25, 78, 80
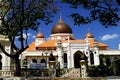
87, 64, 113, 77
70, 13, 90, 26
0, 0, 58, 76
112, 59, 120, 76
61, 0, 120, 27
0, 0, 58, 49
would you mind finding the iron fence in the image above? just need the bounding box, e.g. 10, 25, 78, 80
0, 66, 72, 77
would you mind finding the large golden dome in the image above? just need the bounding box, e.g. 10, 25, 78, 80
51, 17, 72, 34
36, 32, 44, 38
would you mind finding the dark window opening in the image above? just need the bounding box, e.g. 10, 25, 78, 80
63, 53, 67, 68
106, 58, 111, 67
32, 59, 37, 63
90, 52, 94, 65
74, 52, 81, 68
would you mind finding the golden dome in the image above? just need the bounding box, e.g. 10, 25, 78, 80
85, 31, 94, 38
51, 16, 72, 34
36, 32, 44, 38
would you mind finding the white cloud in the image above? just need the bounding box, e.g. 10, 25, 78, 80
23, 33, 31, 39
32, 35, 36, 38
16, 33, 32, 39
101, 34, 119, 41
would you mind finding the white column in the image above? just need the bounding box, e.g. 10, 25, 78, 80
2, 45, 11, 70
67, 42, 71, 68
87, 51, 90, 66
94, 50, 100, 65
57, 38, 63, 69
57, 47, 63, 69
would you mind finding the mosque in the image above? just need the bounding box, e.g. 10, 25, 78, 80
0, 17, 120, 76
21, 16, 120, 69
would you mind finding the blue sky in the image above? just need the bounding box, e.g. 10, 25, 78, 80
21, 2, 120, 50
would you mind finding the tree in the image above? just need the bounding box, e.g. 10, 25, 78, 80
0, 0, 58, 76
61, 0, 120, 27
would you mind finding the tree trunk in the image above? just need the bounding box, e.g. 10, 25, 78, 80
14, 55, 21, 77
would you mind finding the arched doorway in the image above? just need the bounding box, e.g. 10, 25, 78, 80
90, 51, 94, 65
63, 53, 67, 68
74, 51, 86, 68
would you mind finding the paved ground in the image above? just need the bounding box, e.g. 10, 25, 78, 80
0, 76, 120, 80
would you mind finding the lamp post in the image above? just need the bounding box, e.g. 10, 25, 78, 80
44, 50, 48, 68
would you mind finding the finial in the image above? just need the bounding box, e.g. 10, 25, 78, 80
58, 13, 64, 23
85, 27, 94, 38
88, 27, 90, 32
38, 26, 42, 32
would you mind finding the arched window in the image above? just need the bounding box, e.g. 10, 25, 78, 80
32, 59, 37, 63
106, 58, 111, 67
63, 53, 67, 68
74, 51, 81, 68
41, 58, 46, 63
90, 51, 94, 65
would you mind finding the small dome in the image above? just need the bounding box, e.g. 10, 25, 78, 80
51, 16, 72, 34
85, 31, 94, 38
36, 32, 44, 38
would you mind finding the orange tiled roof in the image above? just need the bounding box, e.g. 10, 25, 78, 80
26, 39, 108, 51
26, 42, 35, 51
88, 39, 108, 49
36, 40, 86, 50
98, 42, 108, 47
36, 40, 57, 50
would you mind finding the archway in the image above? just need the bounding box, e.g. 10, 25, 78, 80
63, 53, 67, 68
90, 51, 94, 65
74, 51, 86, 68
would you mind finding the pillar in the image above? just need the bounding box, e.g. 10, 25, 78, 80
80, 60, 88, 77
57, 38, 63, 68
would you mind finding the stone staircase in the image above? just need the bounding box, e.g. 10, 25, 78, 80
62, 68, 80, 78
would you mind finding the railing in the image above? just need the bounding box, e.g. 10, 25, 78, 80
21, 68, 73, 77
21, 68, 51, 77
0, 66, 75, 77
0, 66, 15, 77
0, 70, 15, 77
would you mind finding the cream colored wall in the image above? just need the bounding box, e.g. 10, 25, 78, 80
0, 35, 11, 70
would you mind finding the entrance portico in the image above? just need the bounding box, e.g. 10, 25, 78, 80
74, 50, 87, 68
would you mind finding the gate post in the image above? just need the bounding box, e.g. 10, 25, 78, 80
80, 60, 88, 77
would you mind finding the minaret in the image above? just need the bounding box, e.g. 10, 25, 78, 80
35, 32, 45, 47
85, 31, 94, 39
56, 36, 63, 68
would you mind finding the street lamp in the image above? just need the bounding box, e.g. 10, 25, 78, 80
44, 50, 48, 68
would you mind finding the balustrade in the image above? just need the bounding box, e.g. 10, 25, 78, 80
0, 70, 14, 76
